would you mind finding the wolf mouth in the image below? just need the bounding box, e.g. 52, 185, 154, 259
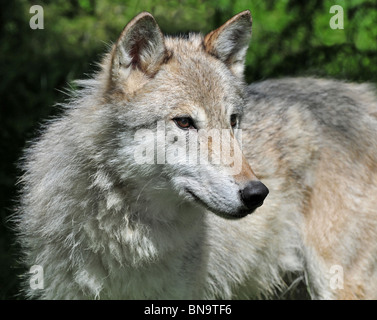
185, 188, 251, 219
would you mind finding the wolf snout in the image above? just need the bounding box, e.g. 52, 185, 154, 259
240, 181, 269, 211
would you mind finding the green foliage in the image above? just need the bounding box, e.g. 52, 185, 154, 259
1, 0, 376, 299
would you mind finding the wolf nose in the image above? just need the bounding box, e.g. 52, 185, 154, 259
240, 181, 269, 211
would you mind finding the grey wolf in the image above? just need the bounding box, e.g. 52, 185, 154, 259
15, 10, 377, 299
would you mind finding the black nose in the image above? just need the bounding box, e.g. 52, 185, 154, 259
240, 181, 269, 211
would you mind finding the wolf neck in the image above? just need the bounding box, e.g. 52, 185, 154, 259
93, 179, 206, 267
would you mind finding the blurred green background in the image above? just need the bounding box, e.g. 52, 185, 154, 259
1, 0, 377, 299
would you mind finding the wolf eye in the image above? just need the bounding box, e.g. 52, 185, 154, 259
173, 117, 196, 130
230, 114, 238, 128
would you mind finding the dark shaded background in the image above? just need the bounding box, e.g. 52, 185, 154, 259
1, 0, 377, 299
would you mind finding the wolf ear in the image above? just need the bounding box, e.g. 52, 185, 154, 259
110, 12, 167, 83
204, 10, 252, 78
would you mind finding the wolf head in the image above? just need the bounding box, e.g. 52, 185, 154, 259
100, 11, 268, 219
